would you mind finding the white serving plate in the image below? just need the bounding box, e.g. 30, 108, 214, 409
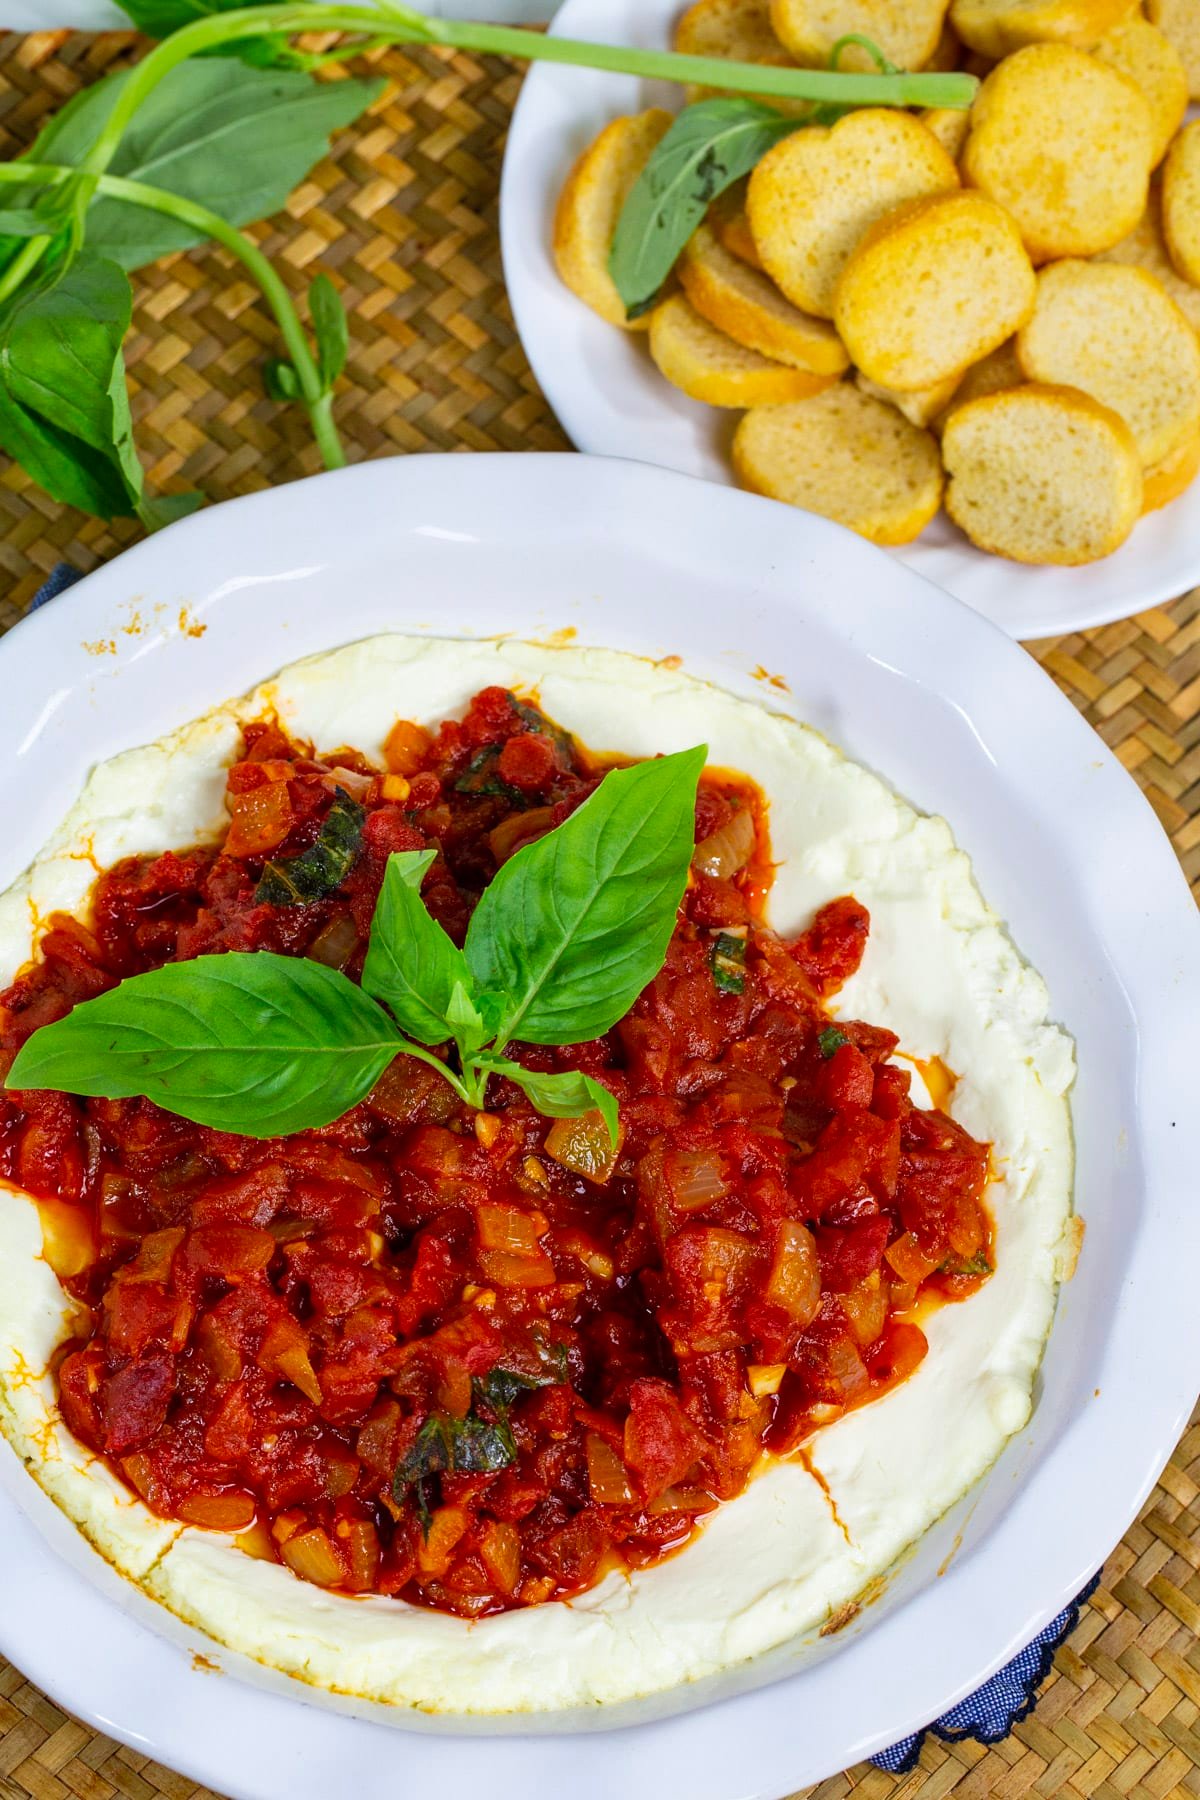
0, 453, 1196, 1800
499, 0, 1200, 641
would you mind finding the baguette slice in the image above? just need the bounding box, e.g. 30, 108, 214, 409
950, 0, 1137, 59
834, 191, 1035, 390
680, 223, 850, 374
748, 110, 959, 319
677, 0, 814, 114
1017, 258, 1200, 466
553, 111, 673, 329
934, 338, 1023, 430
857, 370, 964, 427
961, 45, 1154, 260
1097, 189, 1200, 336
1147, 0, 1200, 100
733, 385, 944, 544
649, 294, 836, 405
1142, 426, 1200, 514
942, 384, 1143, 563
921, 107, 972, 159
770, 0, 951, 70
1091, 16, 1188, 166
709, 182, 764, 268
1162, 122, 1200, 286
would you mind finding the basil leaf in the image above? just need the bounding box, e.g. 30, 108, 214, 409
28, 62, 383, 271
0, 255, 141, 519
5, 953, 403, 1137
1, 254, 132, 456
394, 1409, 517, 1502
710, 929, 747, 995
465, 746, 706, 1047
116, 0, 304, 67
137, 489, 204, 532
455, 746, 525, 803
256, 788, 366, 905
818, 1026, 848, 1058
309, 272, 348, 391
609, 99, 800, 318
263, 358, 301, 403
0, 387, 133, 518
362, 851, 477, 1047
486, 1057, 619, 1150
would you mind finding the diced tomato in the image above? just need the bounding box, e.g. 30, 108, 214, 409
3, 692, 994, 1623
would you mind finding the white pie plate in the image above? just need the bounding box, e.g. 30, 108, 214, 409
0, 453, 1196, 1800
499, 0, 1200, 641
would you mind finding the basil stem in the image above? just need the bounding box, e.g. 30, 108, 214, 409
0, 160, 345, 469
77, 5, 976, 209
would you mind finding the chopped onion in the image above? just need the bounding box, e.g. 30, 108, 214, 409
417, 1505, 469, 1579
545, 1110, 621, 1184
476, 1203, 548, 1255
282, 1526, 345, 1589
693, 806, 756, 880
344, 1519, 381, 1590
37, 1199, 97, 1278
477, 1246, 557, 1289
586, 1432, 636, 1505
488, 805, 556, 866
766, 1221, 821, 1324
841, 1274, 887, 1348
827, 1334, 870, 1402
323, 765, 374, 799
305, 914, 361, 970
885, 1231, 941, 1287
748, 1362, 787, 1397
665, 1148, 730, 1212
178, 1492, 257, 1532
480, 1521, 521, 1595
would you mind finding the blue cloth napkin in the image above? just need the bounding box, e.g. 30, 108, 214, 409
24, 557, 1100, 1775
871, 1573, 1100, 1772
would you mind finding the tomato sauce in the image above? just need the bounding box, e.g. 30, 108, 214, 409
0, 686, 992, 1616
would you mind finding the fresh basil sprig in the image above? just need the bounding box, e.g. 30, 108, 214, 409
18, 60, 383, 275
609, 99, 802, 320
7, 746, 707, 1147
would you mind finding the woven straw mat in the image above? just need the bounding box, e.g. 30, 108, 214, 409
0, 26, 1198, 1800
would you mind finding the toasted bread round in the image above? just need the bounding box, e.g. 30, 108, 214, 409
950, 0, 1137, 59
649, 294, 836, 405
677, 0, 814, 114
553, 110, 673, 329
769, 0, 951, 69
857, 370, 964, 427
1091, 16, 1188, 165
834, 191, 1036, 390
921, 106, 972, 159
1147, 0, 1200, 99
1098, 188, 1200, 336
709, 181, 764, 268
1142, 425, 1200, 514
732, 385, 944, 544
925, 21, 964, 68
1017, 258, 1200, 466
934, 338, 1023, 429
680, 222, 850, 374
942, 384, 1143, 562
1163, 121, 1200, 285
747, 110, 959, 319
961, 45, 1155, 260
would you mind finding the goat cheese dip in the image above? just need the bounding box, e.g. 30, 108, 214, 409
0, 635, 1075, 1714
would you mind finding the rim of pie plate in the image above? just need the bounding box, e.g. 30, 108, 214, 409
0, 458, 1195, 1797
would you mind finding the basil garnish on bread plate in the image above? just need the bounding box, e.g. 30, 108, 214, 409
7, 745, 707, 1147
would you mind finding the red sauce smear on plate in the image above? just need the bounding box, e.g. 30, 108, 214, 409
0, 685, 991, 1616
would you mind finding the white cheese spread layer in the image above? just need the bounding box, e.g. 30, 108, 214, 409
0, 636, 1074, 1714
